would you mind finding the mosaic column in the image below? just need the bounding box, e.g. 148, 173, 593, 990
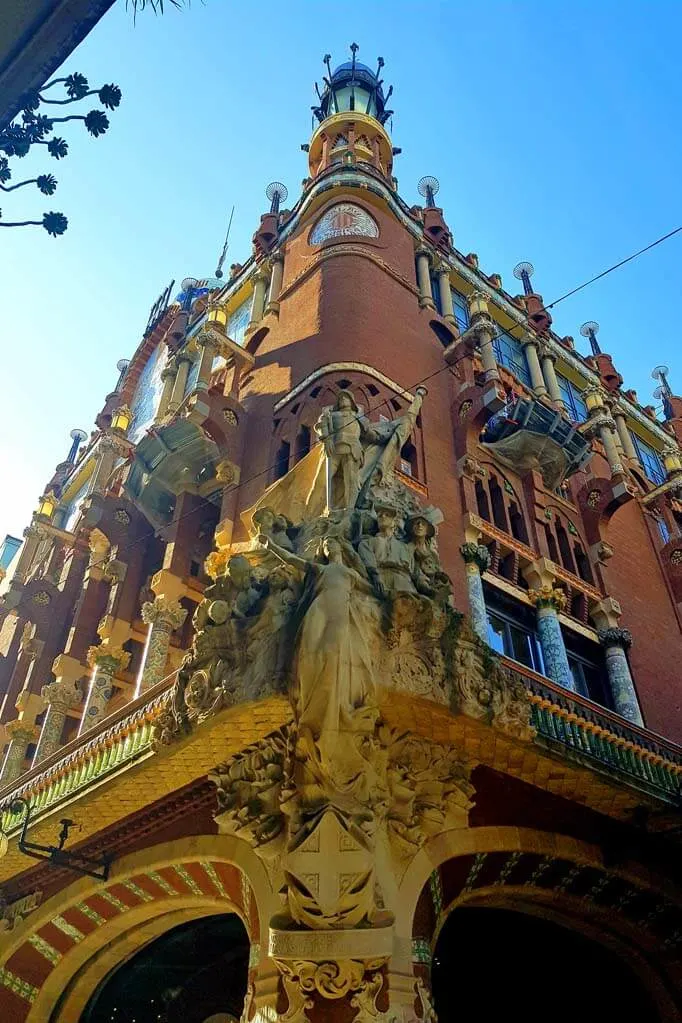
194, 332, 218, 392
33, 678, 81, 764
612, 404, 639, 463
156, 364, 177, 420
583, 406, 623, 477
521, 335, 548, 398
598, 628, 643, 725
436, 264, 456, 325
247, 269, 270, 331
139, 596, 188, 694
80, 646, 130, 735
265, 253, 285, 315
460, 542, 491, 642
167, 354, 193, 414
415, 249, 435, 309
0, 721, 38, 785
537, 342, 565, 410
529, 586, 576, 691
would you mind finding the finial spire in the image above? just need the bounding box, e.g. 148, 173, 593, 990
580, 321, 601, 356
215, 206, 235, 279
513, 261, 535, 296
653, 365, 674, 420
67, 429, 87, 464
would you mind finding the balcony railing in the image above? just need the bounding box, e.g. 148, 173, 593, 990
2, 656, 681, 843
505, 657, 682, 804
0, 675, 173, 836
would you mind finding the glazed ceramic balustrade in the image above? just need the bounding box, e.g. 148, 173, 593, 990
0, 675, 173, 836
507, 658, 682, 802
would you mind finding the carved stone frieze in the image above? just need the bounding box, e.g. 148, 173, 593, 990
275, 958, 387, 1023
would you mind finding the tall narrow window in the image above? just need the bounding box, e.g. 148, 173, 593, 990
556, 523, 577, 574
275, 440, 290, 479
544, 524, 559, 564
294, 425, 311, 463
399, 440, 418, 477
574, 545, 594, 584
451, 290, 469, 332
489, 477, 509, 533
475, 479, 491, 521
509, 502, 528, 544
556, 375, 588, 423
492, 328, 531, 387
630, 433, 665, 485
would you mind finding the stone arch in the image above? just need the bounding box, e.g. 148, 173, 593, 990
0, 834, 275, 1023
397, 826, 682, 1019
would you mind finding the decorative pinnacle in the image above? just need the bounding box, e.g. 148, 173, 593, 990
513, 261, 535, 296
580, 320, 601, 356
67, 429, 87, 463
418, 175, 440, 207
266, 181, 289, 215
652, 364, 673, 419
115, 358, 129, 391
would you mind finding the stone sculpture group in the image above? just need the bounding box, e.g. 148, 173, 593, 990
153, 387, 533, 1023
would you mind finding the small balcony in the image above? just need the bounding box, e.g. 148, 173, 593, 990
482, 396, 593, 490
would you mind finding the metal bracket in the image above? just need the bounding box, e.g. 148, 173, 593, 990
10, 798, 113, 882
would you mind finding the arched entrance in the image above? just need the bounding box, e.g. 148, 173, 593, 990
432, 905, 659, 1022
79, 912, 248, 1023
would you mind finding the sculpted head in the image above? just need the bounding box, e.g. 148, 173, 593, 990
375, 505, 398, 535
228, 555, 251, 586
335, 389, 358, 412
407, 515, 435, 541
253, 507, 276, 534
322, 536, 343, 563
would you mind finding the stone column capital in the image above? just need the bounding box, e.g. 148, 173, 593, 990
51, 653, 87, 682
151, 569, 186, 602
581, 411, 616, 441
590, 595, 622, 631
537, 338, 557, 362
5, 720, 39, 744
141, 596, 188, 632
41, 678, 81, 710
520, 332, 540, 349
86, 645, 130, 672
598, 627, 632, 651
415, 246, 433, 263
529, 584, 566, 613
460, 542, 491, 573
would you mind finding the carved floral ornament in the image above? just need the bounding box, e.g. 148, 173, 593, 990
148, 387, 535, 1018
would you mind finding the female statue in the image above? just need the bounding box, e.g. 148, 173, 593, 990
259, 532, 382, 805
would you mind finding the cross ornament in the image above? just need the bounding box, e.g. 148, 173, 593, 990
285, 811, 372, 918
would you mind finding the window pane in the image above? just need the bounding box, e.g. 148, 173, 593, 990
509, 623, 536, 669
631, 432, 665, 485
492, 328, 531, 387
451, 290, 469, 332
557, 375, 588, 423
487, 613, 507, 656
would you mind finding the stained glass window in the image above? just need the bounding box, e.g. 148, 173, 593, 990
128, 344, 168, 444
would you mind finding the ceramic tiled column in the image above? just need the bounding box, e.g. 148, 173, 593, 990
598, 628, 643, 725
460, 542, 491, 642
0, 721, 39, 784
33, 678, 81, 764
139, 596, 187, 694
529, 586, 575, 691
80, 646, 130, 735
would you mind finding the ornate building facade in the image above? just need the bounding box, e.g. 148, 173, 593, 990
1, 50, 682, 1022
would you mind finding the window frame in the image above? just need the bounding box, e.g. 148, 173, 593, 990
630, 431, 666, 485
556, 374, 588, 423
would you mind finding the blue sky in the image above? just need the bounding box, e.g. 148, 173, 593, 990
2, 0, 682, 539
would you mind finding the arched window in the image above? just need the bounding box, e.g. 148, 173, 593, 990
574, 545, 594, 584
489, 476, 509, 532
399, 440, 418, 477
275, 440, 290, 479
544, 524, 559, 564
509, 501, 528, 544
556, 522, 577, 574
294, 425, 311, 463
475, 479, 491, 521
